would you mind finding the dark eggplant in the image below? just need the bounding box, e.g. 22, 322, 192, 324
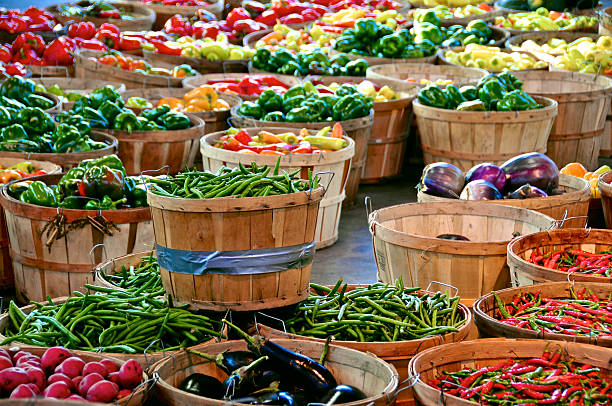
459, 180, 502, 200
178, 373, 224, 399
465, 163, 506, 191
231, 390, 295, 405
224, 319, 338, 398
186, 349, 259, 374
507, 184, 548, 199
254, 369, 283, 389
418, 162, 464, 198
320, 385, 367, 405
500, 152, 559, 192
223, 355, 270, 398
436, 234, 470, 241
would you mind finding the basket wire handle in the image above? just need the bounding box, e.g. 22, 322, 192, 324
139, 165, 171, 190
426, 281, 458, 298
313, 170, 333, 198
123, 375, 159, 406
254, 311, 288, 337
89, 243, 107, 267
143, 338, 163, 371
219, 309, 232, 342
388, 372, 420, 402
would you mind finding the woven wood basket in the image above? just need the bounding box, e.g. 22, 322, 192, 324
0, 174, 153, 303
417, 174, 591, 229
101, 114, 204, 176
142, 49, 249, 75
200, 127, 354, 249
328, 47, 438, 66
409, 338, 611, 406
599, 170, 612, 227
45, 1, 155, 31
121, 88, 240, 135
0, 131, 118, 170
474, 281, 612, 346
33, 78, 126, 111
139, 0, 223, 29
507, 228, 612, 286
369, 201, 556, 306
366, 63, 488, 88
26, 64, 75, 78
413, 96, 558, 171
437, 48, 548, 72
148, 186, 324, 311
152, 339, 399, 406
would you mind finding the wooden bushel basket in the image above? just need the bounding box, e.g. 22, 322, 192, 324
101, 114, 205, 176
182, 73, 302, 102
142, 49, 249, 75
366, 63, 488, 88
46, 1, 155, 31
148, 186, 324, 311
0, 159, 61, 290
121, 88, 241, 135
512, 70, 612, 169
437, 48, 549, 73
408, 338, 612, 406
598, 167, 612, 227
75, 50, 185, 90
33, 77, 126, 111
474, 281, 612, 346
413, 96, 558, 171
230, 110, 373, 207
507, 228, 612, 286
200, 127, 354, 249
417, 174, 591, 229
369, 201, 556, 306
26, 64, 75, 78
0, 131, 118, 171
328, 47, 437, 66
152, 339, 399, 406
307, 75, 418, 183
141, 0, 223, 29
0, 174, 153, 303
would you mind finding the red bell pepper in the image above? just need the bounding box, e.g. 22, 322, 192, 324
233, 130, 253, 145
192, 21, 219, 39
0, 45, 11, 64
99, 22, 120, 34
226, 8, 252, 28
11, 32, 45, 56
279, 13, 305, 24
233, 19, 266, 34
98, 10, 121, 19
12, 47, 39, 65
164, 14, 192, 36
119, 36, 142, 51
149, 39, 182, 55
3, 62, 28, 76
301, 9, 320, 21
75, 38, 108, 51
244, 0, 266, 15
95, 29, 120, 49
254, 10, 279, 26
68, 21, 96, 39
42, 37, 74, 66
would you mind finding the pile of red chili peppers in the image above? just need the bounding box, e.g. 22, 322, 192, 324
493, 288, 612, 338
528, 248, 612, 277
430, 346, 612, 405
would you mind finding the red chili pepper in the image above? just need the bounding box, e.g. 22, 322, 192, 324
3, 62, 28, 76
525, 358, 554, 367
192, 21, 219, 40
150, 39, 182, 55
226, 7, 252, 28
95, 29, 120, 49
119, 36, 142, 51
99, 22, 120, 34
75, 38, 107, 51
255, 9, 279, 26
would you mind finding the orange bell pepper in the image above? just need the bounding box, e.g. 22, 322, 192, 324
185, 85, 218, 110
157, 97, 184, 110
98, 55, 118, 65
0, 170, 22, 184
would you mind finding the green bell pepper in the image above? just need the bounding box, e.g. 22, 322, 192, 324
400, 45, 425, 59
418, 85, 449, 108
330, 64, 347, 76
302, 49, 329, 66
270, 49, 296, 70
308, 61, 332, 76
0, 96, 25, 111
282, 95, 306, 114
20, 181, 58, 207
457, 100, 486, 111
354, 18, 379, 40
0, 106, 12, 127
0, 76, 35, 102
279, 60, 303, 75
1, 123, 28, 141
466, 20, 491, 38
330, 53, 351, 67
16, 107, 54, 134
56, 112, 92, 137
24, 94, 54, 110
345, 59, 368, 76
58, 166, 86, 198
497, 72, 523, 91
263, 111, 285, 121
90, 85, 124, 109
444, 85, 466, 109
84, 195, 127, 210
157, 112, 191, 130
376, 33, 405, 58
53, 123, 89, 153
332, 94, 370, 121
478, 80, 506, 107
418, 9, 441, 25
81, 107, 109, 129
142, 120, 165, 131
238, 101, 264, 119
252, 48, 272, 70
99, 100, 123, 125
79, 154, 125, 173
285, 106, 313, 122
334, 35, 362, 53
283, 85, 307, 102
414, 22, 444, 45
441, 38, 462, 48
124, 176, 148, 208
141, 105, 171, 122
113, 111, 141, 133
496, 90, 542, 111
126, 97, 153, 109
459, 86, 478, 101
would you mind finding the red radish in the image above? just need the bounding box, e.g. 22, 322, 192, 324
55, 356, 85, 378
43, 381, 71, 399
47, 373, 74, 390
26, 383, 40, 394
12, 351, 30, 362
24, 367, 45, 391
0, 349, 11, 359
72, 375, 83, 388
0, 357, 13, 371
118, 359, 143, 388
17, 360, 40, 369
118, 388, 133, 398
41, 347, 72, 373
107, 371, 121, 385
86, 380, 118, 402
9, 383, 35, 398
0, 367, 30, 392
78, 372, 104, 397
67, 394, 86, 400
83, 361, 108, 377
99, 359, 118, 373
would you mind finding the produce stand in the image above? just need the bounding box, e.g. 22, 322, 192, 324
142, 49, 249, 75
45, 1, 155, 31
32, 78, 126, 111
182, 73, 301, 101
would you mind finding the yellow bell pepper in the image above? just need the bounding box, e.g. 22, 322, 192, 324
158, 97, 184, 110
185, 85, 218, 110
215, 99, 230, 109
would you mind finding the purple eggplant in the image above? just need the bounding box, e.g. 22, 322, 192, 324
507, 184, 548, 199
418, 162, 464, 199
459, 180, 502, 200
437, 234, 470, 241
465, 163, 506, 191
500, 153, 559, 192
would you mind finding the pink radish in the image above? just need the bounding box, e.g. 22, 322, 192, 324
72, 375, 83, 388
24, 367, 45, 392
83, 361, 108, 378
67, 394, 86, 400
0, 357, 13, 371
55, 356, 85, 378
78, 372, 104, 397
118, 388, 133, 398
9, 383, 35, 398
47, 373, 74, 390
99, 359, 118, 373
11, 351, 30, 362
107, 371, 121, 385
41, 347, 72, 373
86, 380, 118, 402
118, 359, 143, 388
0, 349, 11, 359
26, 383, 40, 394
43, 381, 71, 399
0, 367, 30, 393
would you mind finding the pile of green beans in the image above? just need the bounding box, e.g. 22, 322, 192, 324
148, 161, 319, 199
101, 252, 162, 296
283, 279, 465, 342
2, 285, 223, 354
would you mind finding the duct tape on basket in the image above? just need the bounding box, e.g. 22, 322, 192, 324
156, 242, 316, 275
